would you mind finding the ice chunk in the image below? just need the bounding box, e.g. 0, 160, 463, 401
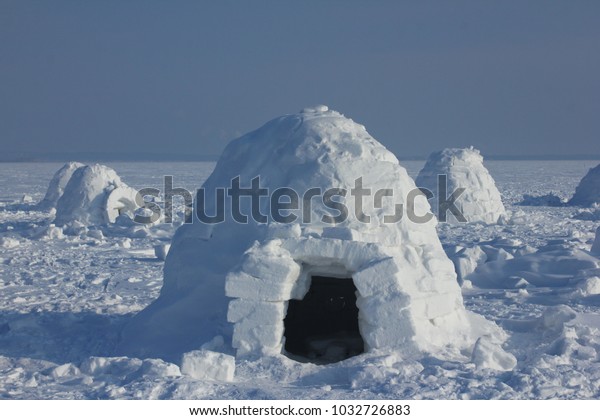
471, 336, 517, 371
0, 237, 19, 249
154, 244, 171, 261
575, 277, 600, 297
540, 305, 577, 332
180, 350, 235, 381
126, 359, 181, 381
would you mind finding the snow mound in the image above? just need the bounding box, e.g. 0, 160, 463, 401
471, 336, 517, 371
53, 164, 139, 228
118, 107, 506, 363
416, 147, 506, 224
518, 193, 565, 207
37, 162, 85, 210
468, 246, 599, 288
569, 163, 600, 206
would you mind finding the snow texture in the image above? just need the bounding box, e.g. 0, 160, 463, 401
416, 147, 506, 224
569, 163, 600, 206
118, 107, 504, 362
53, 164, 139, 228
2, 160, 600, 398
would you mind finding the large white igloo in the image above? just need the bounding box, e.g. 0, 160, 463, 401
416, 147, 506, 224
569, 163, 600, 207
53, 163, 139, 227
118, 107, 505, 364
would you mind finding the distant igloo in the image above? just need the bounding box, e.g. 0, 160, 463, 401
416, 147, 506, 224
54, 164, 139, 227
118, 107, 506, 364
569, 163, 600, 207
37, 162, 85, 210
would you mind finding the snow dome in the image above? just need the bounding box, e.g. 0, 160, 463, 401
53, 163, 139, 227
37, 161, 84, 210
415, 147, 506, 224
569, 163, 600, 206
118, 107, 507, 365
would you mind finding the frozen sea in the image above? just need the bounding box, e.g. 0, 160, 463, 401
0, 160, 599, 399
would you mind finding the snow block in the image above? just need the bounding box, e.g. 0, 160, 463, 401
225, 271, 296, 301
352, 258, 401, 297
232, 318, 284, 354
227, 300, 286, 324
180, 350, 235, 381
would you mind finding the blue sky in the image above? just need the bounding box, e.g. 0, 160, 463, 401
1, 0, 599, 160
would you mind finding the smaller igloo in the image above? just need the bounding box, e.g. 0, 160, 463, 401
53, 164, 139, 227
416, 147, 506, 224
37, 162, 84, 210
569, 163, 600, 207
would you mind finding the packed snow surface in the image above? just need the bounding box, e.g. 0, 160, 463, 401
0, 155, 599, 399
416, 147, 506, 224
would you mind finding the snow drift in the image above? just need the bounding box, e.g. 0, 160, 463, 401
37, 162, 85, 210
416, 147, 506, 224
569, 163, 600, 206
118, 106, 507, 364
53, 164, 139, 228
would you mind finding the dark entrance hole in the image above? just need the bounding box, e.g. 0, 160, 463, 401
283, 275, 364, 364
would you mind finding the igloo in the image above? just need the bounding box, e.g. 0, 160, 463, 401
37, 162, 85, 210
118, 107, 505, 364
569, 163, 600, 206
416, 147, 506, 224
54, 163, 139, 227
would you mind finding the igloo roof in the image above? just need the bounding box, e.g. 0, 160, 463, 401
416, 147, 506, 224
569, 163, 600, 206
118, 107, 504, 362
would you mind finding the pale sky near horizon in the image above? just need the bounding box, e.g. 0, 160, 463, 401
1, 0, 599, 160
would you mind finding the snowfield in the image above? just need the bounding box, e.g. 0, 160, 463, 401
1, 160, 599, 399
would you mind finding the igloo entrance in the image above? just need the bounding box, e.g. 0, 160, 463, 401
283, 275, 364, 364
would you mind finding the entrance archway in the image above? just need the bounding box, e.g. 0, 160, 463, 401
283, 275, 364, 364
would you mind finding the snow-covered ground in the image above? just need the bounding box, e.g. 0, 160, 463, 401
1, 160, 599, 399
